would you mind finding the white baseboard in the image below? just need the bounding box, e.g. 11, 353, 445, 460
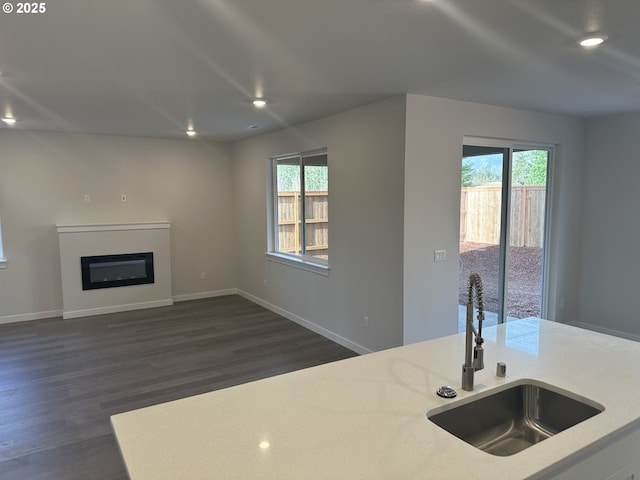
569, 321, 640, 343
0, 309, 63, 325
173, 289, 238, 303
62, 298, 174, 319
237, 289, 370, 355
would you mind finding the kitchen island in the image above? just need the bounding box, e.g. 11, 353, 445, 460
111, 319, 640, 479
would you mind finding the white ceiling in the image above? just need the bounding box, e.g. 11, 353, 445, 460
0, 0, 638, 141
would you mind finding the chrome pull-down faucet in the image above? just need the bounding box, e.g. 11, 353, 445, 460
462, 272, 485, 391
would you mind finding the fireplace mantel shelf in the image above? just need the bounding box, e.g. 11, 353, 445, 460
56, 221, 171, 234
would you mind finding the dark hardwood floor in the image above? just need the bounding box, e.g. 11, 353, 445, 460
0, 295, 358, 479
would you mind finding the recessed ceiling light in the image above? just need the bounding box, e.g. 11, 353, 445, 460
252, 99, 267, 108
186, 129, 197, 137
2, 117, 16, 126
579, 35, 608, 47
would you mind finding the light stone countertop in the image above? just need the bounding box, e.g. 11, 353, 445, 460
111, 319, 640, 479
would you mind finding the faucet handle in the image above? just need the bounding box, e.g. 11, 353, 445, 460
473, 344, 484, 371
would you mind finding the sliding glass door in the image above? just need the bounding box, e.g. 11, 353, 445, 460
459, 142, 550, 329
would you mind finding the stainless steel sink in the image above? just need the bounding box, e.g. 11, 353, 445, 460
427, 380, 604, 456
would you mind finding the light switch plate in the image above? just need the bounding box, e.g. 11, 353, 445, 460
434, 249, 447, 262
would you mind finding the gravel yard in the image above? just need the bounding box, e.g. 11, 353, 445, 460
459, 242, 543, 319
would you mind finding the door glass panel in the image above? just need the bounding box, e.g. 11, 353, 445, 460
459, 146, 508, 331
506, 149, 548, 320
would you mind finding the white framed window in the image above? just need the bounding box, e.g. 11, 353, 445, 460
267, 148, 328, 274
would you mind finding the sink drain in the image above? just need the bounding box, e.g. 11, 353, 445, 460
436, 385, 458, 398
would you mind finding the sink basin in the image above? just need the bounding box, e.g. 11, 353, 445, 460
427, 379, 604, 456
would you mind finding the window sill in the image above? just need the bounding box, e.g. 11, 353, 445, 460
265, 252, 329, 276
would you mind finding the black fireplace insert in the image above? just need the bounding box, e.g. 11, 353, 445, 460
81, 252, 154, 290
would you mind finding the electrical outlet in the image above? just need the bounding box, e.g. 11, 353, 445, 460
200, 272, 206, 280
121, 194, 127, 202
83, 194, 91, 203
434, 249, 447, 262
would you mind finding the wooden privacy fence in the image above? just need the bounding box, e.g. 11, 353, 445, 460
460, 186, 546, 247
277, 191, 328, 258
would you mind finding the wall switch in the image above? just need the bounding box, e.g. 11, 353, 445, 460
83, 194, 91, 203
121, 194, 127, 202
200, 272, 206, 280
434, 249, 447, 262
363, 316, 369, 329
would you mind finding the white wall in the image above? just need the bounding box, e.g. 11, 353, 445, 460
578, 112, 640, 339
232, 96, 406, 353
404, 95, 585, 343
0, 131, 236, 322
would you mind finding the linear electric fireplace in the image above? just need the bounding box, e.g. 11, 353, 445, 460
81, 252, 154, 290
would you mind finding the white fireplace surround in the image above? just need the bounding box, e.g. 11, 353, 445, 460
57, 221, 172, 319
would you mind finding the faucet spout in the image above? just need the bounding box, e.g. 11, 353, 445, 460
462, 273, 485, 391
